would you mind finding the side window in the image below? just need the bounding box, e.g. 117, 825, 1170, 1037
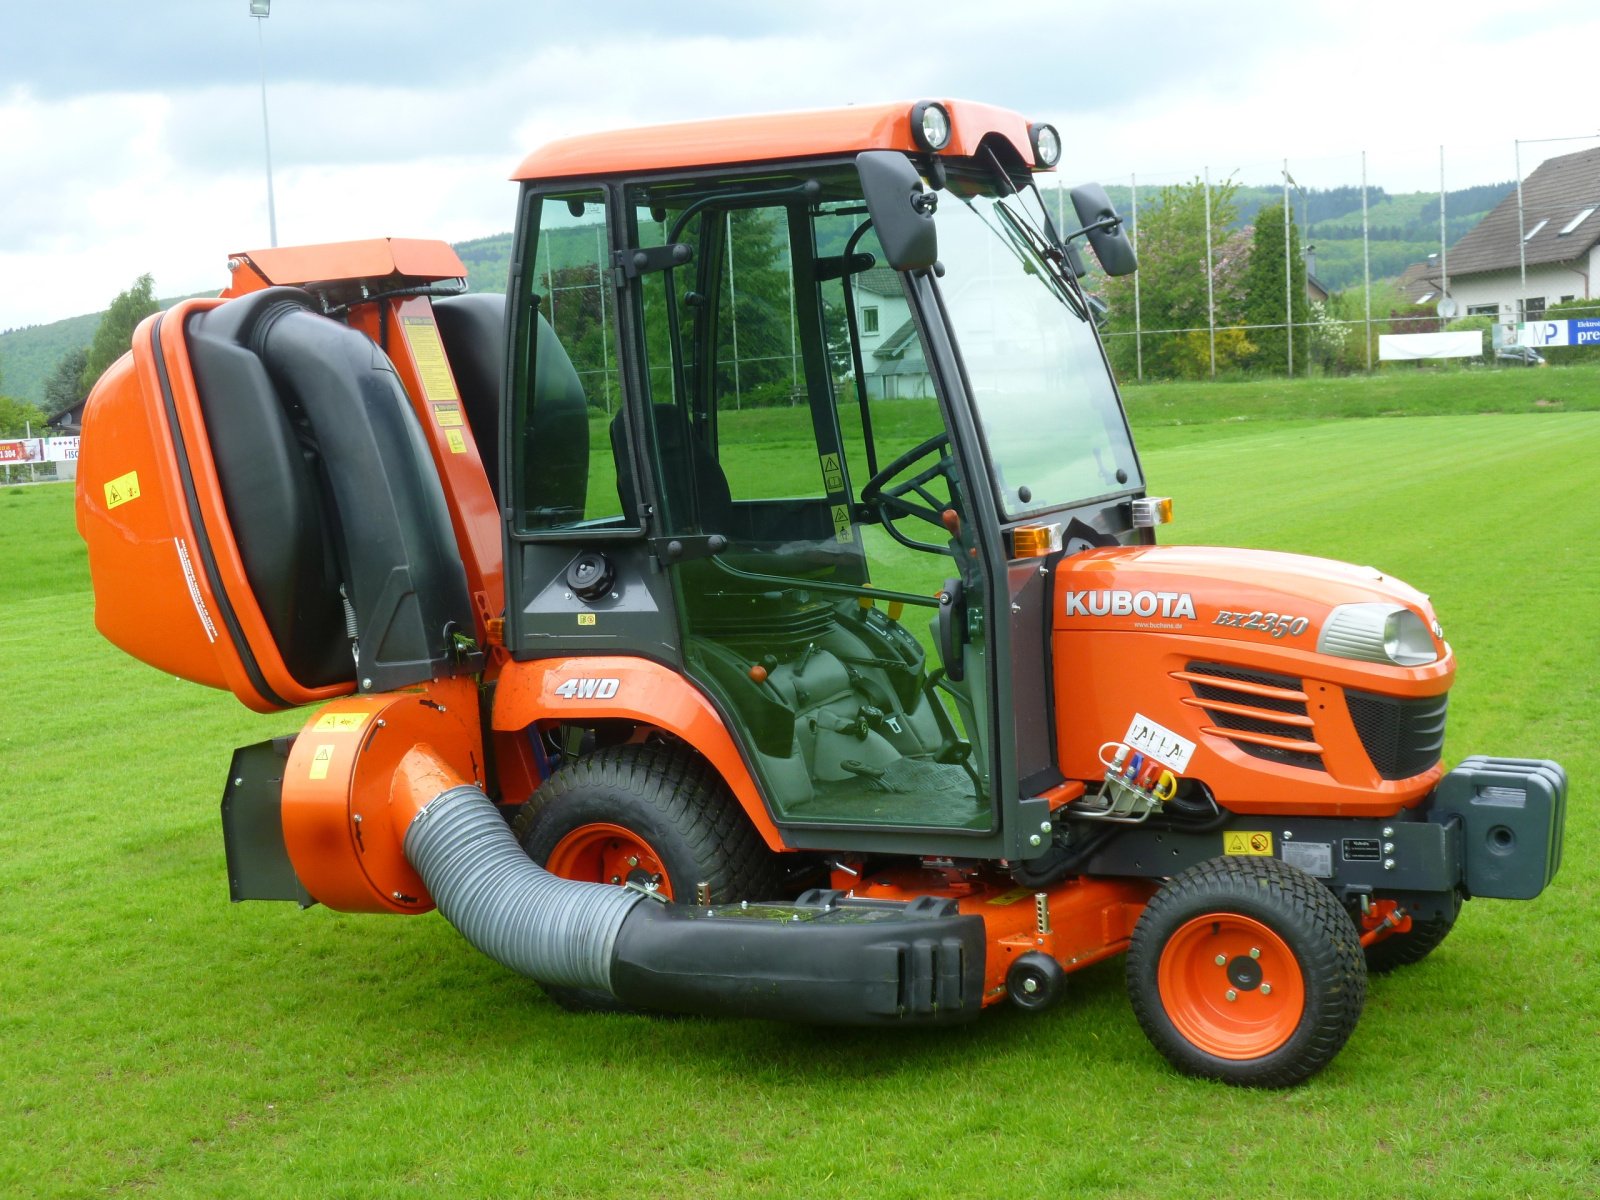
513, 189, 628, 533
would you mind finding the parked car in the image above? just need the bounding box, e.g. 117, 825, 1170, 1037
1496, 344, 1547, 366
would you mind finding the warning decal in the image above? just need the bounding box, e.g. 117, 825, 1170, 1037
577, 613, 596, 626
820, 453, 844, 493
398, 315, 459, 403
432, 400, 464, 427
312, 712, 368, 733
445, 429, 467, 455
831, 504, 853, 544
104, 471, 141, 510
985, 887, 1033, 906
308, 744, 336, 780
1224, 831, 1274, 856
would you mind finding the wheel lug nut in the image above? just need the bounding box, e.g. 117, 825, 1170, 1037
1225, 989, 1238, 1002
1249, 947, 1261, 959
1215, 954, 1227, 966
626, 855, 639, 867
1261, 983, 1272, 996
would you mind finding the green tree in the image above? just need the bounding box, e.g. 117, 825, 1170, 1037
82, 274, 159, 393
1102, 178, 1243, 380
1240, 202, 1309, 372
44, 347, 90, 419
0, 395, 47, 438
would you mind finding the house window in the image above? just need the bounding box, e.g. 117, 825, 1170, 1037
1466, 304, 1499, 317
1561, 295, 1576, 304
1524, 219, 1548, 241
1522, 297, 1546, 320
1558, 207, 1595, 236
862, 306, 879, 334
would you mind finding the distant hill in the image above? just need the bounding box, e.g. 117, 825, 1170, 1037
0, 312, 101, 412
0, 239, 517, 410
0, 183, 1513, 407
1042, 179, 1513, 292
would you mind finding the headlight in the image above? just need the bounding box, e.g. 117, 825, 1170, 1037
1317, 603, 1438, 667
1029, 122, 1061, 168
910, 101, 952, 152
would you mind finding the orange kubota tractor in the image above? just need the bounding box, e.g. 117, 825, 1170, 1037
76, 100, 1565, 1086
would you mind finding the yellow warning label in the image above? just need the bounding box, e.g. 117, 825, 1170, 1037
432, 400, 464, 428
986, 887, 1034, 906
577, 613, 596, 626
820, 452, 844, 493
308, 743, 336, 781
1225, 831, 1274, 856
398, 315, 459, 403
104, 471, 141, 510
312, 712, 368, 734
831, 504, 853, 544
445, 428, 468, 455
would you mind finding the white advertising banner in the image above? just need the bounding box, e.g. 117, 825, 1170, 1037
0, 438, 45, 464
1378, 331, 1484, 361
44, 437, 80, 463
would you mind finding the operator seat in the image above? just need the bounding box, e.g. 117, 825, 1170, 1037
611, 404, 733, 533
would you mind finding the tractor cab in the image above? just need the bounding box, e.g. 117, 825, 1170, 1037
503, 102, 1143, 859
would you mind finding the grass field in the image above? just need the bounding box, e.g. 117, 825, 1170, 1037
1, 369, 1595, 1198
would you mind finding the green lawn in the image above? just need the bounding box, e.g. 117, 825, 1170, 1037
0, 371, 1594, 1198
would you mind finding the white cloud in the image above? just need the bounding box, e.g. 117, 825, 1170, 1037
6, 0, 1600, 330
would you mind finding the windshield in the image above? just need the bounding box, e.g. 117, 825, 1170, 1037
932, 179, 1141, 518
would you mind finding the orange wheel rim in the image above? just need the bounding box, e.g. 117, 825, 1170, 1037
1157, 913, 1306, 1059
545, 823, 674, 899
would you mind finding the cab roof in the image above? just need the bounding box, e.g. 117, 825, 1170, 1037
511, 99, 1045, 182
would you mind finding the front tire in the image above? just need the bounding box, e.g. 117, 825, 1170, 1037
1127, 856, 1367, 1087
514, 743, 781, 1011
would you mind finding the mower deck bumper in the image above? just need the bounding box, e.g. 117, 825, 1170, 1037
610, 890, 986, 1026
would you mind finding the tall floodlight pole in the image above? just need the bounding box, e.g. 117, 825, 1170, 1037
1361, 151, 1372, 372
1203, 167, 1216, 378
1515, 139, 1527, 302
1131, 173, 1143, 383
1439, 147, 1448, 319
1282, 163, 1294, 377
250, 0, 278, 247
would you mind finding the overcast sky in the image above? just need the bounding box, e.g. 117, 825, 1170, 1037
4, 0, 1598, 330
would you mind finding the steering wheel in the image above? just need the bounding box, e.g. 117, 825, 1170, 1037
860, 433, 958, 554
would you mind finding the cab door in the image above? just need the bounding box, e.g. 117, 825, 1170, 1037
623, 172, 1000, 850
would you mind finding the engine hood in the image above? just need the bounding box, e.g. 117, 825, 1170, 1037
1053, 545, 1446, 664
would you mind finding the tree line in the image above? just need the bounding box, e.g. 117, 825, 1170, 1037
0, 275, 158, 437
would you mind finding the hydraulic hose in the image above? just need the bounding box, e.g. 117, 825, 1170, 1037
402, 783, 641, 993
400, 780, 985, 1024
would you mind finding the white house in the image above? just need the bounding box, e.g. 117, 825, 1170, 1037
1422, 146, 1600, 326
851, 267, 932, 399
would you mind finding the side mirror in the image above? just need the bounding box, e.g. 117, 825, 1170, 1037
1069, 183, 1138, 277
857, 151, 938, 271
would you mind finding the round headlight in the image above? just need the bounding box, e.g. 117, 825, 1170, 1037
910, 101, 952, 152
1029, 122, 1061, 168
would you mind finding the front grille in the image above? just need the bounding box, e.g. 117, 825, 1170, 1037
1178, 662, 1325, 772
1345, 690, 1448, 780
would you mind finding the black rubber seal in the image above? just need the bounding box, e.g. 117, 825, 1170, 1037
151, 313, 290, 710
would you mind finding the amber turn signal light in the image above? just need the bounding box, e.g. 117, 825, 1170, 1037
1011, 522, 1062, 559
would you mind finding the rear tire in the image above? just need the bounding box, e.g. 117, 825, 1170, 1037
1127, 856, 1366, 1087
514, 743, 781, 1012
